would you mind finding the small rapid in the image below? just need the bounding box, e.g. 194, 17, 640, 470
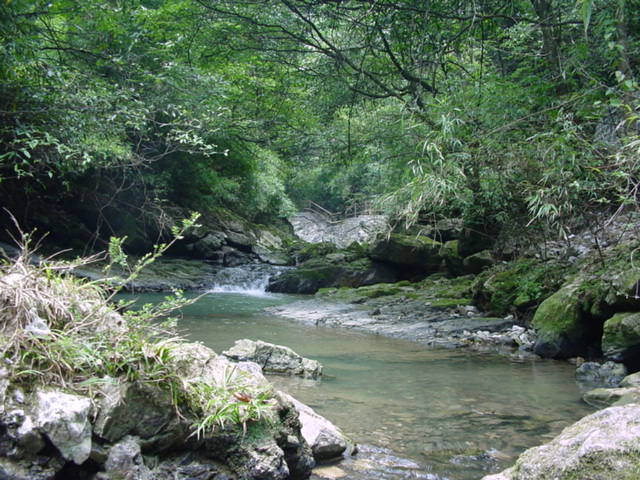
207, 264, 288, 296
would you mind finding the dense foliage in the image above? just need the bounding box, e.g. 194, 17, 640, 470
1, 0, 639, 249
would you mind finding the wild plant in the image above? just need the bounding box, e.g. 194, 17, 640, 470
189, 366, 275, 440
0, 214, 200, 393
0, 212, 277, 437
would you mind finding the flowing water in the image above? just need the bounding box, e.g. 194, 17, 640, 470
128, 266, 597, 480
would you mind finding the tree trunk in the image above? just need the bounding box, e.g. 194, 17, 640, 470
530, 0, 568, 95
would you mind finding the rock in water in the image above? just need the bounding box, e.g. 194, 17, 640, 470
573, 361, 627, 386
482, 403, 640, 480
285, 394, 357, 461
223, 339, 323, 378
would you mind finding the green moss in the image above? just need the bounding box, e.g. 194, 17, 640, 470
473, 258, 565, 316
430, 298, 473, 308
317, 282, 409, 302
602, 311, 640, 358
440, 240, 460, 258
296, 242, 338, 263
531, 278, 584, 334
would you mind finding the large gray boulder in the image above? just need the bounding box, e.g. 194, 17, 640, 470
266, 258, 398, 294
285, 394, 357, 461
370, 233, 443, 273
482, 403, 640, 480
462, 249, 496, 274
291, 212, 388, 249
223, 339, 323, 378
93, 380, 181, 449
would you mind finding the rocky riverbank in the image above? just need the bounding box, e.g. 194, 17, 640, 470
266, 276, 537, 354
0, 252, 357, 480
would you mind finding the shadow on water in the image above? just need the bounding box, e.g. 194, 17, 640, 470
123, 267, 596, 480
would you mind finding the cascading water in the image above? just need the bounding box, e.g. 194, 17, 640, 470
207, 264, 288, 296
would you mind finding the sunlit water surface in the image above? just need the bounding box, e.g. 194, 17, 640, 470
128, 283, 596, 480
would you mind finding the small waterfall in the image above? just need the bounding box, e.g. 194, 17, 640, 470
207, 265, 288, 296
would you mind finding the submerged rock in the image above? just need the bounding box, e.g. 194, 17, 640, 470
573, 361, 627, 386
223, 339, 323, 378
482, 403, 640, 480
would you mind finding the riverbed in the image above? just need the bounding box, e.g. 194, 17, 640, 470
128, 283, 597, 480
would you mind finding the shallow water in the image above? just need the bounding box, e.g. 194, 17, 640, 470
129, 288, 596, 480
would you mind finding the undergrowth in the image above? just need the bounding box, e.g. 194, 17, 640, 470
0, 213, 274, 437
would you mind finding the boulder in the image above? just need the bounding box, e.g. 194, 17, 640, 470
291, 212, 388, 249
3, 407, 45, 459
458, 219, 495, 257
225, 230, 256, 251
222, 246, 253, 267
441, 240, 465, 276
370, 234, 443, 273
167, 341, 273, 391
253, 245, 293, 266
104, 435, 153, 480
36, 390, 93, 465
93, 380, 182, 449
188, 232, 227, 259
285, 394, 357, 461
582, 387, 639, 408
433, 218, 463, 243
252, 228, 293, 265
266, 263, 337, 294
604, 267, 640, 310
462, 249, 496, 274
223, 339, 323, 378
602, 311, 640, 362
266, 258, 398, 294
620, 371, 640, 387
482, 403, 640, 480
531, 277, 591, 359
573, 361, 628, 386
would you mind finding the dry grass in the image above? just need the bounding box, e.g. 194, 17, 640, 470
0, 220, 274, 437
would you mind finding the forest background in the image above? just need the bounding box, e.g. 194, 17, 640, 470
1, 0, 639, 252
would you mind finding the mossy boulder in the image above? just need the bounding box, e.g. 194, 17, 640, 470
266, 258, 398, 294
531, 276, 593, 359
457, 219, 495, 257
482, 403, 640, 480
473, 259, 562, 318
602, 312, 640, 363
462, 249, 495, 274
604, 267, 640, 310
266, 263, 337, 294
370, 233, 443, 273
441, 240, 465, 276
317, 282, 412, 303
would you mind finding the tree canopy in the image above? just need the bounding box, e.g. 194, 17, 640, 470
1, 0, 639, 249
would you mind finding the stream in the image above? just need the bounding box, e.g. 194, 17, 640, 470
128, 266, 597, 480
